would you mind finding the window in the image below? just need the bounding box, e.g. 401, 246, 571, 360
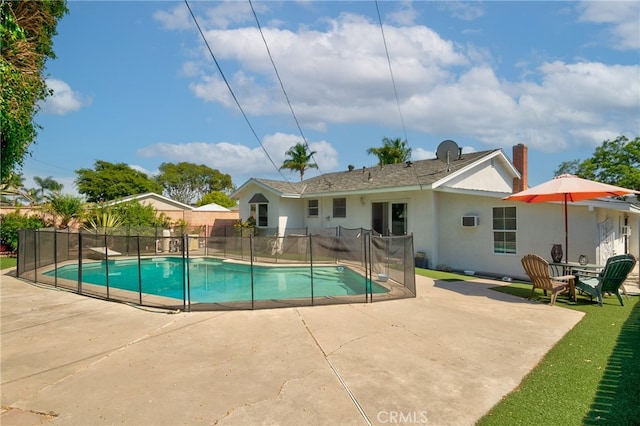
257, 203, 268, 227
372, 202, 408, 235
493, 207, 516, 254
333, 198, 346, 218
308, 199, 319, 217
391, 203, 407, 235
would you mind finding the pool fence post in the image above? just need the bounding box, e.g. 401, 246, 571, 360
250, 235, 255, 310
78, 232, 83, 294
309, 234, 314, 306
16, 229, 23, 278
137, 236, 142, 306
365, 233, 372, 303
54, 228, 58, 288
104, 232, 110, 299
33, 229, 39, 284
184, 234, 190, 312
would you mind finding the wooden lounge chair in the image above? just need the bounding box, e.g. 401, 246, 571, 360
521, 254, 571, 305
573, 254, 637, 306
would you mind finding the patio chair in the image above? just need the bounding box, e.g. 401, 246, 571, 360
521, 254, 571, 305
573, 254, 637, 307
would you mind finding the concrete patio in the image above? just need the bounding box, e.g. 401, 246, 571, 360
1, 269, 583, 425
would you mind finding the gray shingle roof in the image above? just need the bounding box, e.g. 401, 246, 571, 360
256, 149, 501, 196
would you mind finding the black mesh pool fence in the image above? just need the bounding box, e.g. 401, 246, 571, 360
17, 228, 416, 311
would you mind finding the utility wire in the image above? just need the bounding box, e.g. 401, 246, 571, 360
375, 0, 422, 189
375, 0, 408, 144
184, 0, 299, 192
248, 0, 331, 186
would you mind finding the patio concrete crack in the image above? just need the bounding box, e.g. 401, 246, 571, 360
211, 369, 316, 425
295, 308, 372, 426
9, 314, 221, 408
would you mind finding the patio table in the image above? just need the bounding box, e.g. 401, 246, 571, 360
549, 261, 603, 277
551, 274, 577, 303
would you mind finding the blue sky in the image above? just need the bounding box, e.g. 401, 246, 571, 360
24, 0, 640, 196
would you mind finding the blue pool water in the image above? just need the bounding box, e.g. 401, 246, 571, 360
46, 257, 388, 303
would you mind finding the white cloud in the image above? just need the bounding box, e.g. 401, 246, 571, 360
168, 4, 638, 158
412, 148, 434, 161
155, 1, 266, 31
39, 79, 88, 115
136, 133, 339, 183
386, 1, 419, 26
153, 5, 192, 31
577, 1, 640, 50
438, 1, 485, 21
187, 13, 467, 130
129, 164, 156, 177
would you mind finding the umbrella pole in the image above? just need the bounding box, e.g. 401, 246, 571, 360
564, 194, 568, 263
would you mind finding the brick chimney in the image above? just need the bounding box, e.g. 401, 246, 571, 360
512, 144, 528, 193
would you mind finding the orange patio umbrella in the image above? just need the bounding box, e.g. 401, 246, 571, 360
503, 174, 639, 263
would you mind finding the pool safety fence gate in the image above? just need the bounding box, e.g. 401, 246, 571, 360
17, 228, 416, 311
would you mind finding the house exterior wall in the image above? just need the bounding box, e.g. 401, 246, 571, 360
235, 182, 639, 279
138, 198, 186, 211
236, 187, 280, 228
159, 210, 189, 224
430, 194, 636, 280
445, 160, 514, 193
232, 177, 639, 279
319, 194, 367, 230
433, 192, 513, 275
278, 198, 304, 231
593, 208, 636, 265
190, 210, 238, 227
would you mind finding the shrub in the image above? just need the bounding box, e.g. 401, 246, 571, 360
0, 212, 47, 251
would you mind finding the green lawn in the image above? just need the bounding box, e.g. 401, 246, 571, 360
1, 257, 17, 270
416, 268, 640, 425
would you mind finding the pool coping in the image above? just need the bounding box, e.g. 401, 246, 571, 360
31, 256, 415, 310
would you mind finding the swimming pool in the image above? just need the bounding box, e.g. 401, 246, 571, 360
46, 257, 388, 304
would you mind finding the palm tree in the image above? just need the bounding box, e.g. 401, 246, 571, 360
33, 176, 63, 200
279, 143, 318, 181
367, 137, 411, 165
0, 172, 33, 205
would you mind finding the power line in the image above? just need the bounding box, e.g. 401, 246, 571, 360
248, 0, 331, 186
183, 0, 299, 192
375, 0, 408, 144
375, 0, 422, 189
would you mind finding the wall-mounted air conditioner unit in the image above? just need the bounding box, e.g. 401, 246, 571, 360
621, 226, 631, 237
461, 216, 479, 227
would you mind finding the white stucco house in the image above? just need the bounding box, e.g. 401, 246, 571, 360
231, 145, 640, 279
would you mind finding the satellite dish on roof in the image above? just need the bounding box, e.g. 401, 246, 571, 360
436, 139, 459, 172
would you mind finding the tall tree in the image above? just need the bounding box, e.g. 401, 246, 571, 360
197, 191, 237, 209
555, 136, 640, 190
155, 162, 234, 205
0, 172, 33, 205
367, 137, 411, 165
33, 175, 63, 200
279, 143, 318, 181
75, 160, 163, 202
0, 0, 68, 180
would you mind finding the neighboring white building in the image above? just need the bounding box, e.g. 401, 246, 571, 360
108, 192, 238, 229
231, 145, 640, 279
